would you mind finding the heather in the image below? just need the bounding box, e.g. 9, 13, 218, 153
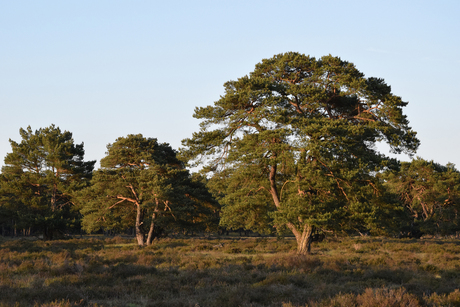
1, 235, 460, 306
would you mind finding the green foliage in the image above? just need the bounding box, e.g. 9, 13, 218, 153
182, 52, 419, 253
207, 168, 275, 235
78, 134, 219, 246
382, 158, 460, 236
0, 125, 95, 239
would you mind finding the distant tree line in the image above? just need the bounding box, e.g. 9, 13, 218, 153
1, 53, 460, 254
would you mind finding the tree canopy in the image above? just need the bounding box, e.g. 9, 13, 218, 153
383, 158, 460, 237
182, 52, 419, 254
0, 125, 95, 239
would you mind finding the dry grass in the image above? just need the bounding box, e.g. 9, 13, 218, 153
1, 235, 460, 306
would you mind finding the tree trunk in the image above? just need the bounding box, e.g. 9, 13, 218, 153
297, 225, 314, 255
269, 164, 281, 208
288, 223, 314, 255
135, 204, 145, 246
267, 158, 314, 255
146, 213, 156, 245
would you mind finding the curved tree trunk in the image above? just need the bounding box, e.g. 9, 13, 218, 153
146, 213, 156, 245
297, 225, 314, 255
288, 223, 314, 255
146, 200, 162, 245
268, 164, 315, 255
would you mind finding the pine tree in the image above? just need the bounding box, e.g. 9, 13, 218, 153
182, 52, 419, 254
78, 134, 218, 245
383, 158, 460, 237
0, 125, 95, 239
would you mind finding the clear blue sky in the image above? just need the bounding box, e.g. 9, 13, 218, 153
1, 1, 459, 169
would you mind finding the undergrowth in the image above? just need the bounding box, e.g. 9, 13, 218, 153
1, 235, 460, 306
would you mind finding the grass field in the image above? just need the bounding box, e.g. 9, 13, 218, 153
1, 235, 460, 306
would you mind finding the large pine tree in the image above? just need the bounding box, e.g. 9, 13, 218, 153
182, 52, 419, 254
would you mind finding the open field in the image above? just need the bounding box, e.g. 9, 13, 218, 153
1, 235, 460, 306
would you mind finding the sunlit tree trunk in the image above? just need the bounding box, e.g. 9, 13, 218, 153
296, 224, 314, 255
146, 213, 156, 245
268, 164, 315, 255
286, 222, 314, 255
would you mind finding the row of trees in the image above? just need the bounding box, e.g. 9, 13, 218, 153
1, 52, 459, 254
78, 134, 219, 246
0, 126, 218, 244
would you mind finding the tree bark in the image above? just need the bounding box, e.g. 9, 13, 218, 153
268, 163, 314, 254
267, 157, 314, 255
269, 164, 281, 208
288, 223, 314, 255
146, 199, 161, 245
135, 204, 145, 246
146, 213, 156, 245
297, 225, 314, 255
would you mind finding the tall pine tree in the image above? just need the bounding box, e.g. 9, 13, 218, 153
182, 52, 419, 254
0, 125, 95, 239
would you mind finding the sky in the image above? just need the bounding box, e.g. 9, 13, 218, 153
1, 0, 459, 170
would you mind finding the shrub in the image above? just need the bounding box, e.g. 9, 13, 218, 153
2, 236, 460, 306
356, 288, 421, 307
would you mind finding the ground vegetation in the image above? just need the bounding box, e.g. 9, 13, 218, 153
1, 235, 460, 306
